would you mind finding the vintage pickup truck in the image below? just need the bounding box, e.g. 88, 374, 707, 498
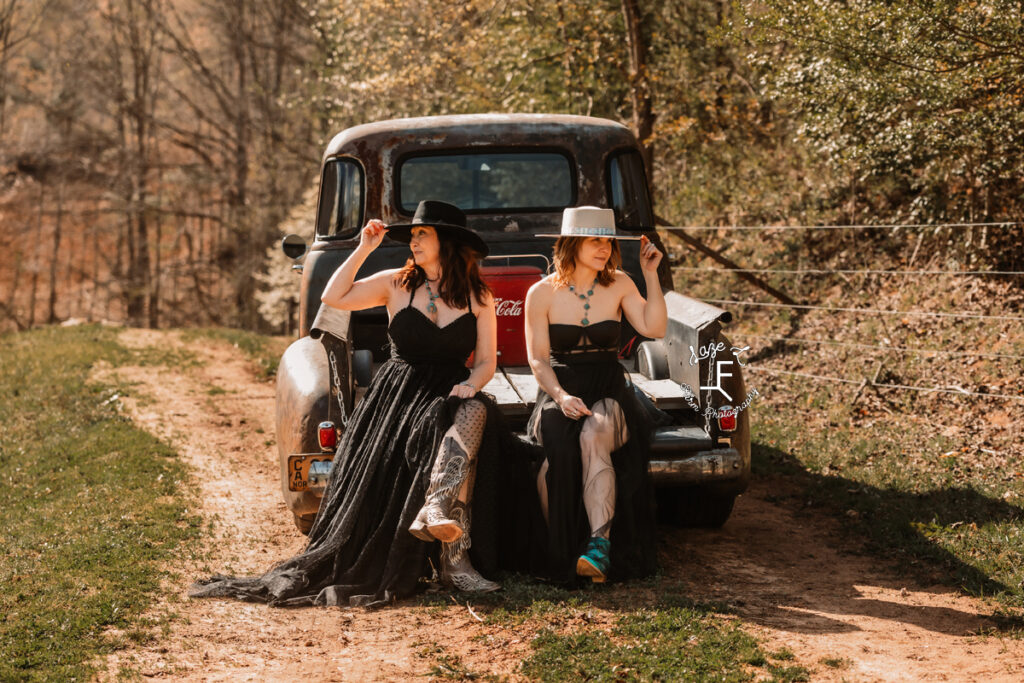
277, 114, 750, 534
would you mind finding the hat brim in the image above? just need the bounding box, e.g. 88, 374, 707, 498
387, 222, 489, 257
537, 232, 643, 240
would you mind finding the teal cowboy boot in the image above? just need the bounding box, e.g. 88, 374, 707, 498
576, 536, 611, 583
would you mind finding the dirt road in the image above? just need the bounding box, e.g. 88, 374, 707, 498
97, 329, 1024, 681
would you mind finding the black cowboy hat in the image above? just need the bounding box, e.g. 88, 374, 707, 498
388, 200, 489, 257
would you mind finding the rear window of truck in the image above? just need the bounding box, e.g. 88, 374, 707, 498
607, 149, 653, 232
398, 151, 574, 214
317, 158, 364, 238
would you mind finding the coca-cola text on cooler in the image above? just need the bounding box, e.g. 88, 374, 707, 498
494, 298, 524, 317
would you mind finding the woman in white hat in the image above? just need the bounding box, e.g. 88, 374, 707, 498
524, 206, 666, 583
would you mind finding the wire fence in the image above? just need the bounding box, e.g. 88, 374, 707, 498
661, 221, 1021, 232
675, 267, 1024, 277
742, 333, 1024, 362
702, 298, 1024, 323
747, 366, 1024, 402
663, 221, 1023, 406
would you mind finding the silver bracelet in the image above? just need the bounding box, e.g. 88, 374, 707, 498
459, 381, 476, 391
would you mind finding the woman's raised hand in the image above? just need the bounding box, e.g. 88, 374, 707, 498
558, 394, 592, 420
359, 219, 388, 251
638, 235, 663, 273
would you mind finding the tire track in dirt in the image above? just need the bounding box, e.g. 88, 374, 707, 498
96, 329, 1024, 681
94, 328, 528, 682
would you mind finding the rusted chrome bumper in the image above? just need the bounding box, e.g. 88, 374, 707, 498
648, 448, 744, 486
646, 424, 746, 486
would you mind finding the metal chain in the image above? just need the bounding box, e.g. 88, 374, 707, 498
328, 349, 349, 429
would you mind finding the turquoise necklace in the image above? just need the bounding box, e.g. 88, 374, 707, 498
424, 277, 440, 314
568, 277, 598, 326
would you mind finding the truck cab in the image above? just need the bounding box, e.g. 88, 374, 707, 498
277, 114, 750, 533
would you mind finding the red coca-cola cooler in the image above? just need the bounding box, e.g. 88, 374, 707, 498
481, 264, 543, 366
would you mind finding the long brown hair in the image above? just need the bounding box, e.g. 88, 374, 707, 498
551, 236, 621, 288
395, 239, 490, 310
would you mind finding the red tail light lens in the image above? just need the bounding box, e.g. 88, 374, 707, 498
318, 421, 338, 451
717, 407, 736, 432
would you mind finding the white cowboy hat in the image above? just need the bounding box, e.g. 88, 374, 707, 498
538, 206, 643, 240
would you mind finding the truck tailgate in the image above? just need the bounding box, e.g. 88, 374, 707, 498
484, 365, 693, 415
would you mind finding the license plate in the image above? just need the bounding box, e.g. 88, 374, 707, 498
287, 454, 334, 492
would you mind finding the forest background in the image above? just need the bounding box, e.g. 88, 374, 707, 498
0, 0, 1022, 333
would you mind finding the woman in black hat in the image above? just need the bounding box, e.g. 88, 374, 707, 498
524, 206, 666, 585
191, 201, 529, 606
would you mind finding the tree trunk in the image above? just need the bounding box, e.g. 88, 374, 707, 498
90, 221, 100, 320
148, 188, 161, 328
0, 0, 17, 142
621, 0, 655, 175
231, 1, 252, 328
46, 185, 64, 323
28, 185, 43, 327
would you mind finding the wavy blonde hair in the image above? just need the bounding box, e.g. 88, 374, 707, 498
551, 236, 621, 288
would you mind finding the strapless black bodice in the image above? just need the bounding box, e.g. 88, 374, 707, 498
548, 320, 621, 353
388, 306, 476, 366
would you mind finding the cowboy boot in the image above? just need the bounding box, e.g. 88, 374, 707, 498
576, 536, 611, 583
409, 436, 469, 543
440, 504, 500, 593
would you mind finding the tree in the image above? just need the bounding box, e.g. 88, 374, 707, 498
157, 0, 316, 327
740, 0, 1024, 226
99, 0, 165, 327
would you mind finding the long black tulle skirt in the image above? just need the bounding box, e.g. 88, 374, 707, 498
525, 355, 658, 584
189, 356, 535, 607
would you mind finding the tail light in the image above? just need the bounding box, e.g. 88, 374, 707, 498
318, 421, 338, 451
717, 406, 736, 432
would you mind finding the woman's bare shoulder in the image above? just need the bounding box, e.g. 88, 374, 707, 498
382, 268, 409, 287
531, 275, 559, 292
527, 276, 557, 303
475, 289, 495, 310
610, 269, 638, 289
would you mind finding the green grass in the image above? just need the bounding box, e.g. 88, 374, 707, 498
179, 327, 289, 380
753, 405, 1024, 611
521, 605, 795, 681
432, 576, 806, 681
0, 325, 200, 681
820, 655, 851, 669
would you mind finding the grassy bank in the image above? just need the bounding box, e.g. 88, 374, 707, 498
180, 327, 290, 380
667, 225, 1024, 610
0, 325, 199, 681
753, 406, 1024, 612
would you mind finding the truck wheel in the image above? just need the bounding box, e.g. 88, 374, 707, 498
293, 513, 314, 535
657, 487, 736, 528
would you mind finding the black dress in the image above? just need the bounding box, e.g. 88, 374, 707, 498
190, 290, 532, 607
526, 320, 658, 583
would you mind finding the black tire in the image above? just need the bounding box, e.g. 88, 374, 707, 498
293, 513, 314, 535
657, 487, 737, 528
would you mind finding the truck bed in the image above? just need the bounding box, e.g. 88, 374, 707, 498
355, 363, 692, 416
481, 364, 691, 416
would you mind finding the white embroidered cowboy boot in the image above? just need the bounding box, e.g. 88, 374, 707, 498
410, 436, 468, 543
440, 505, 500, 593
